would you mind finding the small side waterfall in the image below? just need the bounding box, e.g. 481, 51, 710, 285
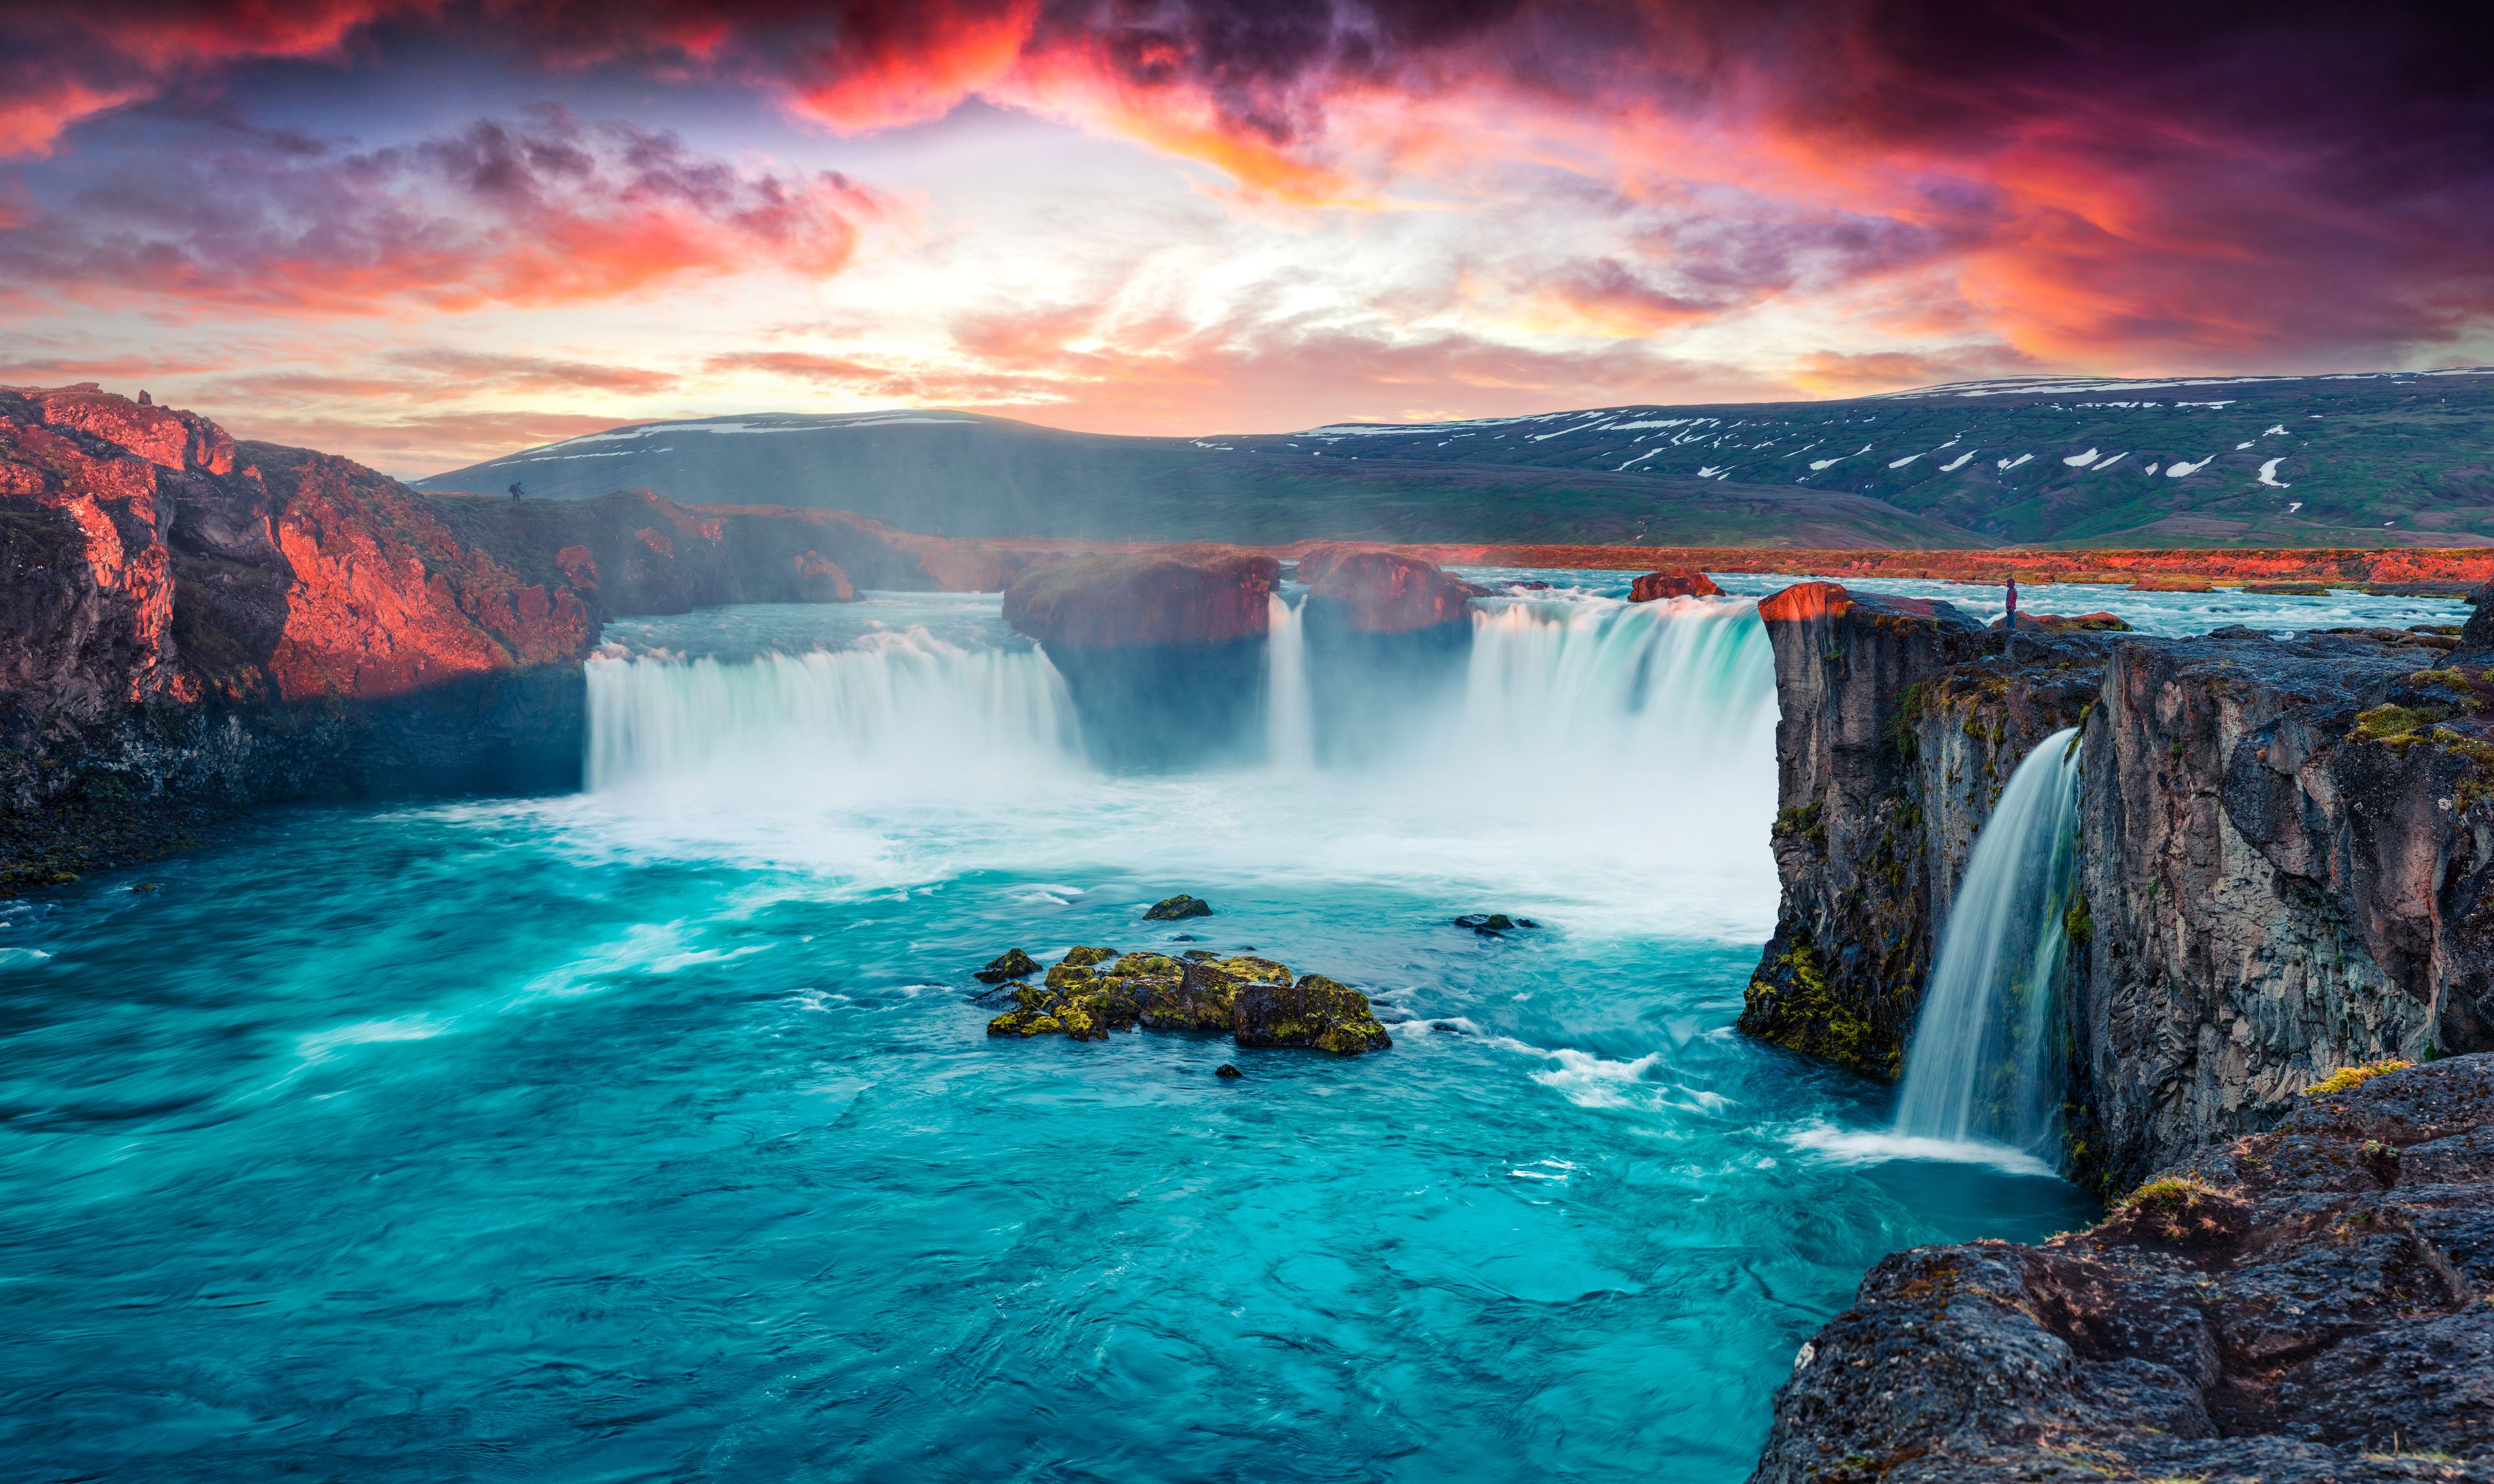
1895, 726, 2083, 1151
1265, 592, 1315, 769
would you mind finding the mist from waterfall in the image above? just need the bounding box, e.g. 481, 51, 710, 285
1893, 726, 2084, 1153
577, 588, 1782, 940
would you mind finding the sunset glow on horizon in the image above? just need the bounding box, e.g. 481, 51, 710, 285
3, 1, 2489, 477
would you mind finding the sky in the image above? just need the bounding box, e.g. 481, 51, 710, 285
1, 2, 2490, 479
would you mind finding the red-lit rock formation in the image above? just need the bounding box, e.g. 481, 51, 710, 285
1, 384, 603, 888
1628, 569, 1721, 602
1296, 544, 1484, 632
1001, 545, 1278, 649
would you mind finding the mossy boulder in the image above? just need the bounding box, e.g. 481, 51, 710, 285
974, 945, 1389, 1055
987, 1010, 1064, 1037
1144, 894, 1213, 920
1045, 962, 1105, 994
975, 948, 1042, 984
1216, 955, 1293, 985
1137, 959, 1244, 1032
1235, 973, 1394, 1055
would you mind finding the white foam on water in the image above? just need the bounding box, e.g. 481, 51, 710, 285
1784, 1124, 2059, 1178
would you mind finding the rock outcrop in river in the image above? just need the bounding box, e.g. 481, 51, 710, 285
1001, 545, 1281, 768
1752, 1054, 2494, 1483
983, 944, 1392, 1054
1744, 582, 2494, 1190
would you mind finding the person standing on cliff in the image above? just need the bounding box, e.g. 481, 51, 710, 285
509, 481, 525, 503
2003, 573, 2019, 659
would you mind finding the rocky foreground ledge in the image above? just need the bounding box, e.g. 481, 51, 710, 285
1754, 1055, 2494, 1483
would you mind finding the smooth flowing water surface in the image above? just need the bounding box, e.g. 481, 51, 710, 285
3, 580, 2390, 1481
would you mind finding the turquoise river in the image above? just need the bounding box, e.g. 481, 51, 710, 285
0, 575, 2462, 1481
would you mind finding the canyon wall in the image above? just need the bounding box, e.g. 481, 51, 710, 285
1745, 582, 2494, 1187
0, 384, 976, 890
1738, 585, 2107, 1081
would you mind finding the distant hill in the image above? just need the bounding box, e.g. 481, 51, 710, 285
416, 369, 2494, 549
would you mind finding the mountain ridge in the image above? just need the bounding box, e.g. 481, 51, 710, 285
415, 368, 2494, 549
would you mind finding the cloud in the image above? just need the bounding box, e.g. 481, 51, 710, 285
0, 107, 884, 313
712, 300, 1783, 434
6, 1, 2489, 402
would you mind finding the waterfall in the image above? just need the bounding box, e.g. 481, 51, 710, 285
577, 590, 1782, 937
1265, 592, 1315, 769
1894, 727, 2083, 1151
1459, 596, 1775, 775
586, 625, 1081, 796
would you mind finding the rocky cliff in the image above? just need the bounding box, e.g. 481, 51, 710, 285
0, 384, 976, 890
1752, 1054, 2494, 1483
1744, 583, 2494, 1189
1739, 584, 2109, 1081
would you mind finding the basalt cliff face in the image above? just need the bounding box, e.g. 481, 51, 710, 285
1739, 584, 2110, 1083
1744, 583, 2494, 1188
1752, 1054, 2494, 1483
0, 385, 974, 890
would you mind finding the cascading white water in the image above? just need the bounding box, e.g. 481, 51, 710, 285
579, 590, 1782, 934
1893, 727, 2083, 1151
1459, 596, 1776, 776
1265, 592, 1315, 769
586, 625, 1081, 797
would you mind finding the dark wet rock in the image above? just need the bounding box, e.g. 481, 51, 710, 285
1512, 580, 1553, 591
1628, 569, 1722, 603
1137, 957, 1244, 1033
2463, 579, 2494, 651
1181, 949, 1218, 961
1170, 933, 1200, 941
974, 948, 1042, 983
1144, 893, 1213, 920
1059, 944, 1119, 968
1430, 1022, 1467, 1035
985, 1009, 1064, 1037
1750, 1055, 2494, 1483
1989, 610, 2132, 632
1216, 1064, 1242, 1078
1454, 912, 1518, 930
1234, 972, 1392, 1055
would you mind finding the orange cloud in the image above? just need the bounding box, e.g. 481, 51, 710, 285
0, 110, 884, 314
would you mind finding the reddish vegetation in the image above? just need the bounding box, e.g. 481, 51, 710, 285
1338, 544, 2494, 589
1298, 544, 1484, 633
1628, 570, 1722, 602
1001, 545, 1279, 649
